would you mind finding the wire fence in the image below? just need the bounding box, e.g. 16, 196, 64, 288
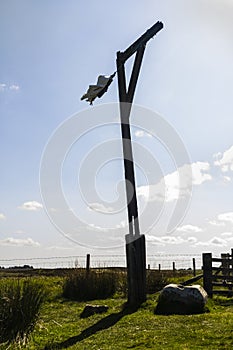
0, 254, 204, 270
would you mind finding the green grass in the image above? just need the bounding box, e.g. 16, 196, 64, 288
0, 278, 45, 345
0, 270, 232, 349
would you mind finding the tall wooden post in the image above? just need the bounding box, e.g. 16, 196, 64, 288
116, 22, 163, 306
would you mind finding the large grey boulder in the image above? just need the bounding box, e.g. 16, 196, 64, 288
155, 284, 208, 315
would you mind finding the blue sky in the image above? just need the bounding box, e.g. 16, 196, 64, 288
1, 0, 233, 265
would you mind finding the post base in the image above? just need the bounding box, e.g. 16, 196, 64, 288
125, 234, 146, 305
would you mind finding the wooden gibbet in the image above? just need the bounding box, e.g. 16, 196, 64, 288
116, 22, 163, 305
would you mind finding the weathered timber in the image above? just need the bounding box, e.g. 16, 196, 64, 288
180, 274, 203, 286
212, 282, 233, 287
203, 253, 213, 297
211, 289, 233, 296
86, 254, 90, 272
202, 250, 233, 297
193, 258, 196, 276
211, 274, 233, 281
212, 258, 233, 264
116, 22, 163, 306
120, 21, 163, 62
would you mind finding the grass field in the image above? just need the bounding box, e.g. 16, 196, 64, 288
0, 269, 232, 350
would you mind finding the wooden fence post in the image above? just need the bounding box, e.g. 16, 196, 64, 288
86, 254, 90, 272
159, 264, 161, 272
193, 258, 196, 276
172, 262, 176, 272
203, 253, 212, 297
231, 249, 233, 276
221, 253, 230, 279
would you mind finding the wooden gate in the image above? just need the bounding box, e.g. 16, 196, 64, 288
203, 249, 233, 297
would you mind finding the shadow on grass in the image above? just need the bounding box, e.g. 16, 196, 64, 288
44, 304, 138, 350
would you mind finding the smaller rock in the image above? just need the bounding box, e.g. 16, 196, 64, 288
80, 304, 109, 318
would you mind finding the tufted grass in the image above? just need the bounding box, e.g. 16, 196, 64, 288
0, 279, 45, 345
62, 269, 120, 301
62, 268, 170, 301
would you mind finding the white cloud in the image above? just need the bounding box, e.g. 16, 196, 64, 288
137, 161, 211, 203
191, 162, 212, 185
135, 130, 152, 138
0, 83, 20, 92
214, 145, 233, 172
208, 220, 225, 227
116, 220, 126, 229
209, 237, 227, 246
223, 176, 231, 182
217, 212, 233, 224
0, 83, 6, 91
208, 213, 233, 227
221, 232, 233, 237
177, 224, 203, 233
46, 245, 73, 251
0, 237, 40, 247
196, 236, 227, 247
187, 236, 197, 244
87, 223, 110, 232
162, 169, 187, 202
160, 236, 184, 244
9, 84, 20, 91
138, 165, 189, 203
18, 201, 43, 211
145, 234, 197, 245
88, 202, 113, 213
146, 235, 167, 245
0, 213, 6, 220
